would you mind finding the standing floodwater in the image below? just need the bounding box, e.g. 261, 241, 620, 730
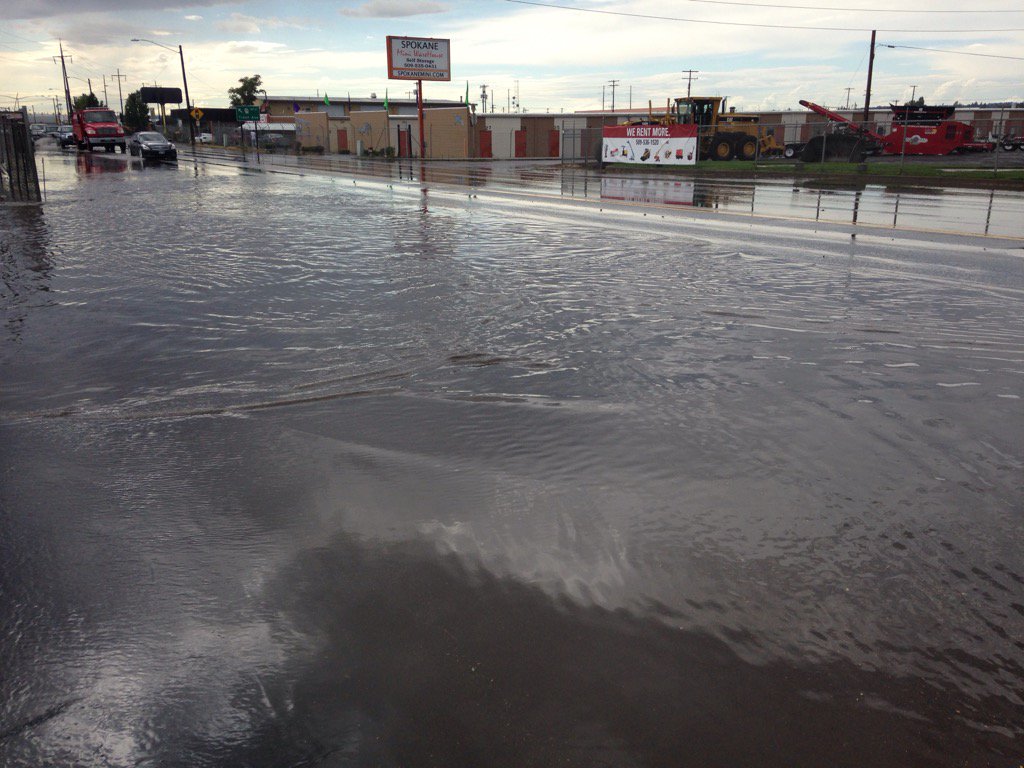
1, 152, 1022, 767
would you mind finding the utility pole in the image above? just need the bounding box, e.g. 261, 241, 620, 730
863, 29, 876, 125
602, 85, 605, 111
910, 84, 917, 103
102, 75, 109, 107
113, 69, 126, 115
177, 44, 195, 146
682, 69, 699, 99
608, 79, 619, 112
844, 87, 853, 109
53, 40, 73, 119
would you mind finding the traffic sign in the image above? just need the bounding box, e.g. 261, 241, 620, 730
190, 107, 204, 120
235, 105, 260, 122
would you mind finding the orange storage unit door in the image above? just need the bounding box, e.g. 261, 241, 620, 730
479, 130, 492, 158
337, 129, 349, 152
548, 129, 560, 157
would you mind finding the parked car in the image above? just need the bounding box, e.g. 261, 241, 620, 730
29, 123, 47, 139
197, 132, 214, 144
127, 131, 177, 160
58, 126, 75, 148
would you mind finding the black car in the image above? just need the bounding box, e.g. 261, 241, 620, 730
128, 132, 177, 160
57, 126, 75, 148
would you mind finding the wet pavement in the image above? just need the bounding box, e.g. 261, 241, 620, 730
2, 146, 1023, 766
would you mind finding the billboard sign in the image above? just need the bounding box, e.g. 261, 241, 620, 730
602, 124, 698, 165
386, 36, 451, 81
139, 86, 183, 105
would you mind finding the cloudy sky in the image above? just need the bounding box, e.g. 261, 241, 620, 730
3, 0, 1022, 118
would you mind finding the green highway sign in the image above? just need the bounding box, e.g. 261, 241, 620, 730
235, 106, 260, 121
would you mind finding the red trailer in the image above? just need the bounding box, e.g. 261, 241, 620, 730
799, 100, 995, 156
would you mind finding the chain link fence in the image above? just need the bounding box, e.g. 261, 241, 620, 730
562, 112, 1024, 167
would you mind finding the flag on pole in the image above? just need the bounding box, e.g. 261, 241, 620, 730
324, 93, 330, 106
292, 102, 299, 113
465, 80, 469, 106
383, 89, 389, 112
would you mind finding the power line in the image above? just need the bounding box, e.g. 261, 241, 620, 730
0, 29, 50, 46
504, 0, 1024, 31
882, 43, 1024, 60
681, 0, 1023, 12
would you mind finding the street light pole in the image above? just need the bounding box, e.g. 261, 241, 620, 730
131, 38, 195, 147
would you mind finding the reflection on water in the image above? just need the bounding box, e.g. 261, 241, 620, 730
587, 172, 1021, 236
159, 145, 1022, 238
0, 206, 55, 340
1, 153, 1022, 766
75, 152, 129, 174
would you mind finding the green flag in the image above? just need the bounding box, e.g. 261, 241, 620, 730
465, 80, 469, 106
324, 93, 330, 106
383, 89, 388, 112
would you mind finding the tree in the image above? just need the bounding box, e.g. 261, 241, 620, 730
123, 90, 150, 132
228, 74, 262, 106
73, 92, 101, 111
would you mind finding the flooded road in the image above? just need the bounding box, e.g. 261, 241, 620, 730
185, 145, 1024, 238
2, 149, 1023, 766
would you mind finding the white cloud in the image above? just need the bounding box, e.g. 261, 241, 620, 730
215, 12, 311, 34
184, 15, 204, 21
10, 0, 233, 21
341, 0, 448, 18
217, 13, 263, 34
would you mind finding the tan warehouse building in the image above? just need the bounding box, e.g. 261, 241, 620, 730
252, 94, 1024, 160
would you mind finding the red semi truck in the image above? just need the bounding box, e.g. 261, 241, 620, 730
71, 107, 127, 153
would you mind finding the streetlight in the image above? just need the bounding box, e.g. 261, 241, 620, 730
131, 38, 195, 147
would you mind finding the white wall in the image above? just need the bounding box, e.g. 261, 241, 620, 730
484, 116, 521, 159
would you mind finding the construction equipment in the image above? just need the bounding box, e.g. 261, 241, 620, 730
799, 100, 995, 157
628, 96, 783, 160
673, 96, 783, 160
